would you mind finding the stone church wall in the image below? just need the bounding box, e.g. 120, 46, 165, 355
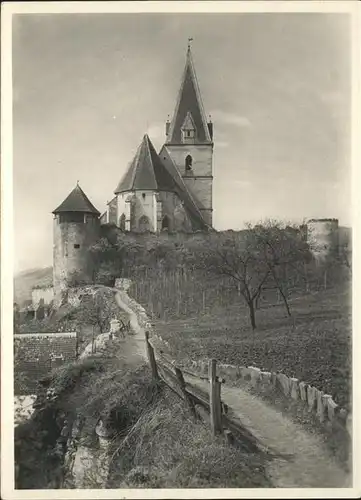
165, 144, 213, 226
130, 191, 157, 232
158, 191, 179, 231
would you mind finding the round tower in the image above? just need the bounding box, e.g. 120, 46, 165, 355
306, 218, 339, 260
52, 183, 100, 305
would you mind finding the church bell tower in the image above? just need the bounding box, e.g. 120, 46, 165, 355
163, 42, 214, 227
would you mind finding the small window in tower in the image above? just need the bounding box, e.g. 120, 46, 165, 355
74, 244, 80, 249
142, 193, 146, 199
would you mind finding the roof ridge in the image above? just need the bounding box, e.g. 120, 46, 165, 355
186, 49, 211, 142
129, 139, 144, 190
137, 134, 158, 189
147, 136, 178, 192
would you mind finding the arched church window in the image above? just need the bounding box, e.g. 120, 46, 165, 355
119, 213, 126, 231
185, 155, 193, 171
162, 215, 170, 231
138, 215, 151, 233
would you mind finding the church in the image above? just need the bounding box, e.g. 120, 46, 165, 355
100, 43, 214, 233
46, 43, 215, 305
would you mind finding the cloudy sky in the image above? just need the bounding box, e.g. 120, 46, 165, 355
13, 12, 351, 272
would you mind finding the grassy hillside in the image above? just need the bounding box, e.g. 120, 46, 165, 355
154, 284, 351, 409
16, 352, 271, 489
14, 267, 53, 306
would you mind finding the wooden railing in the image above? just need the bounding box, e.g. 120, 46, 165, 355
144, 331, 264, 453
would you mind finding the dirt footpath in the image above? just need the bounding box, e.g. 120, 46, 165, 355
186, 376, 351, 488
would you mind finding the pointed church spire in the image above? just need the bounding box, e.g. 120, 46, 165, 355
166, 42, 212, 145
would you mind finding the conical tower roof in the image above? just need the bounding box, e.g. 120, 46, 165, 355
166, 46, 212, 145
52, 183, 100, 215
114, 134, 177, 194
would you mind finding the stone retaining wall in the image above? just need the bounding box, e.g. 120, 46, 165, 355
176, 358, 351, 437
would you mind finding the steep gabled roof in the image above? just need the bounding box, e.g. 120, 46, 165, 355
114, 134, 177, 194
166, 47, 212, 145
159, 145, 210, 231
52, 184, 100, 215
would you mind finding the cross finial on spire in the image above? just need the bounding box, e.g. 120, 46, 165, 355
188, 37, 193, 50
76, 180, 79, 186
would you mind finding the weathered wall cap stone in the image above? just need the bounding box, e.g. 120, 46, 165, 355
290, 378, 300, 400
240, 366, 252, 381
326, 397, 338, 422
307, 385, 317, 411
299, 381, 307, 401
218, 364, 239, 381
261, 371, 272, 384
277, 373, 290, 396
248, 366, 261, 386
316, 389, 325, 423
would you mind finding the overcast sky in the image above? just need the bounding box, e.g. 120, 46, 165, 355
13, 12, 351, 273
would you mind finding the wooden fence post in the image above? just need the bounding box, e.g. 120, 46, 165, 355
215, 378, 223, 432
91, 325, 96, 354
145, 331, 159, 380
174, 367, 198, 420
209, 359, 222, 435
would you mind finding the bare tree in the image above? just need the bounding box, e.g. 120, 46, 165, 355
75, 294, 113, 353
250, 220, 311, 316
185, 222, 311, 329
186, 230, 271, 330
